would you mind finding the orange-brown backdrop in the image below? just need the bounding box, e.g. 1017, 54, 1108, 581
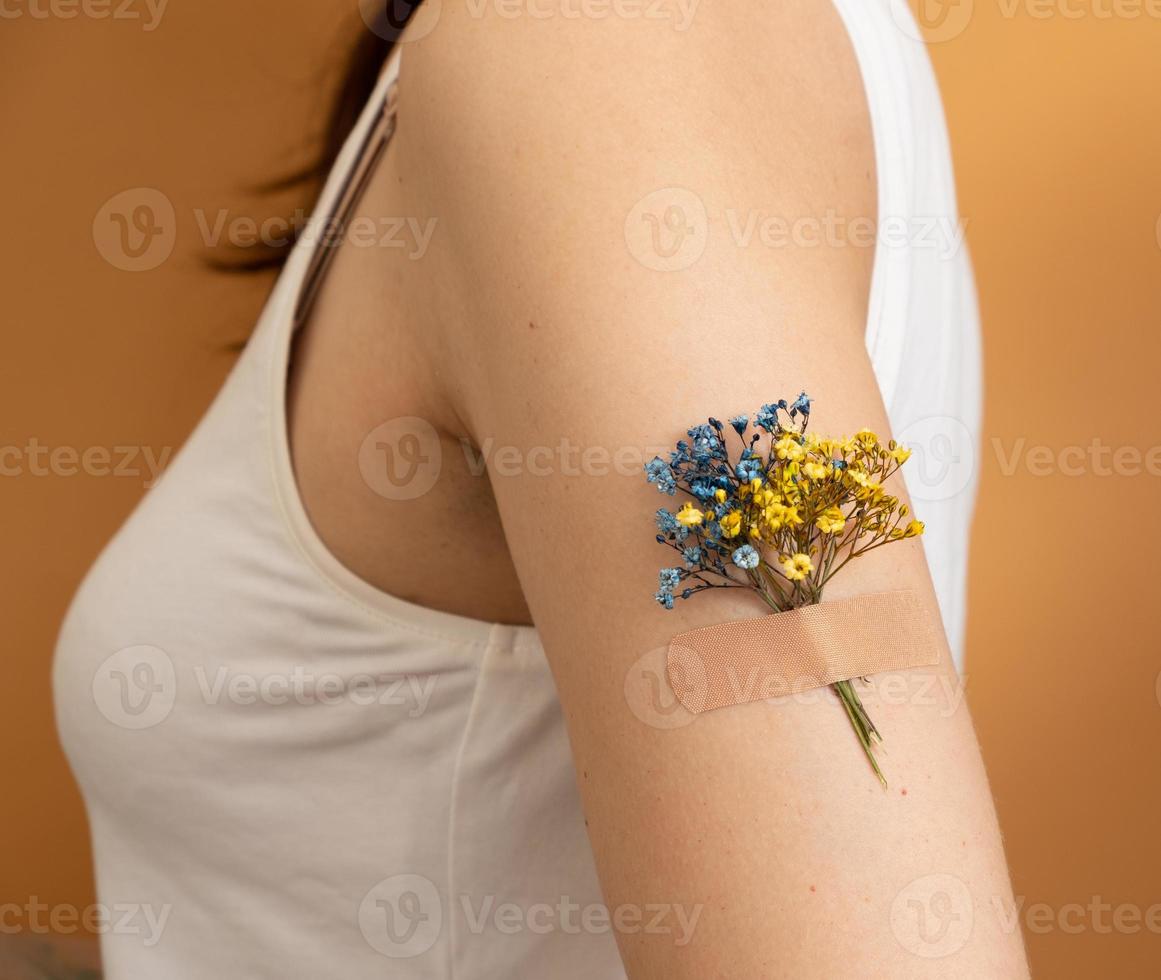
2, 2, 1158, 976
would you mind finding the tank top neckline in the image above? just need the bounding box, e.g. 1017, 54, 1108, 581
263, 47, 540, 652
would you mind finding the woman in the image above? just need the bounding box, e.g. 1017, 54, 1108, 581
54, 1, 1029, 976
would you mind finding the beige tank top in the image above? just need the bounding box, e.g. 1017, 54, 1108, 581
53, 4, 981, 975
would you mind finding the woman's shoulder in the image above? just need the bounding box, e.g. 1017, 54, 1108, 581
397, 0, 871, 149
388, 0, 877, 384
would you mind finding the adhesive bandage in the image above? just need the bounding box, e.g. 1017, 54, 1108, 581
665, 590, 940, 715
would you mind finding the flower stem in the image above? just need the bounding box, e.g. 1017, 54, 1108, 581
832, 679, 887, 789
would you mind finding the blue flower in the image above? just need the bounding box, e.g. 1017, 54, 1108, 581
735, 456, 763, 482
832, 458, 848, 471
659, 568, 682, 590
730, 414, 749, 435
689, 479, 719, 502
682, 546, 702, 569
732, 544, 760, 570
644, 456, 677, 495
755, 400, 787, 432
687, 424, 723, 464
653, 589, 675, 610
688, 422, 717, 443
655, 508, 679, 533
790, 391, 811, 420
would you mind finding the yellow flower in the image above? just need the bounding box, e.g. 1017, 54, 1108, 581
749, 524, 763, 541
781, 553, 813, 581
890, 445, 912, 464
676, 503, 704, 527
848, 469, 881, 493
766, 502, 803, 531
714, 488, 727, 504
720, 510, 743, 538
754, 487, 777, 508
855, 428, 878, 448
803, 461, 828, 482
905, 519, 925, 538
739, 477, 763, 499
774, 436, 805, 462
816, 506, 846, 535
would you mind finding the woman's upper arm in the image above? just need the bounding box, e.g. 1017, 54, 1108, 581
397, 6, 1028, 976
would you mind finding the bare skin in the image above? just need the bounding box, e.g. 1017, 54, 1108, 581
289, 2, 1029, 975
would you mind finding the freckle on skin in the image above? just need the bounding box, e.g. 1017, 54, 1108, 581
901, 787, 908, 796
809, 885, 816, 893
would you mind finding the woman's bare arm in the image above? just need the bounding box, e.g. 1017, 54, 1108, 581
396, 3, 1029, 975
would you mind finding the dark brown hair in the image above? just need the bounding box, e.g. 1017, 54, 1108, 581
222, 2, 423, 273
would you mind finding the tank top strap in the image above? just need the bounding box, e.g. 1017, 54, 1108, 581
291, 46, 403, 327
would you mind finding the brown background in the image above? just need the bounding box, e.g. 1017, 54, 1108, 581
2, 1, 1158, 976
